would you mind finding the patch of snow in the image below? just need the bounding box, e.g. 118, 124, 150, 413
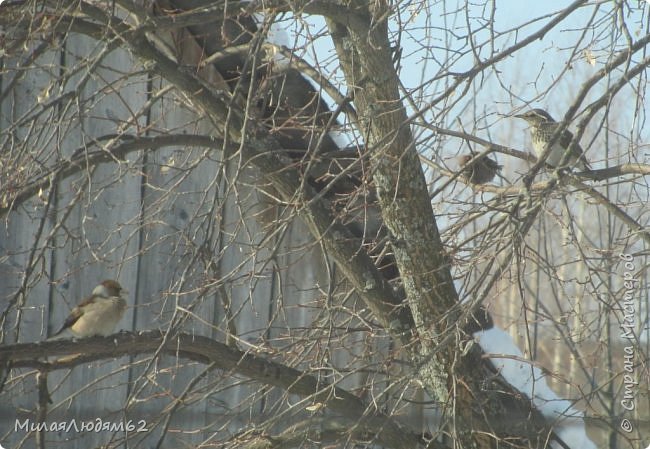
473, 327, 596, 449
329, 131, 351, 149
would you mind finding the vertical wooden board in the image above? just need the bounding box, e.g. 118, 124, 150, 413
0, 40, 61, 449
130, 25, 230, 338
123, 63, 238, 444
256, 214, 342, 428
40, 33, 146, 449
195, 162, 279, 439
266, 215, 325, 382
273, 219, 326, 330
0, 205, 53, 345
128, 24, 226, 339
220, 164, 276, 339
0, 39, 62, 344
133, 120, 223, 334
126, 153, 280, 446
112, 22, 244, 444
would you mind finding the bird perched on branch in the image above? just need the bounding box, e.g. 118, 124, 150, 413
53, 280, 127, 338
514, 108, 590, 171
458, 153, 502, 184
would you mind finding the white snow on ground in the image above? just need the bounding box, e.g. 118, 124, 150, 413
473, 327, 597, 449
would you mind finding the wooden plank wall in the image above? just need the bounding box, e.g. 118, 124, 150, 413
0, 28, 413, 448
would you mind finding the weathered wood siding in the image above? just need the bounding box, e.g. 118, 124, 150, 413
0, 24, 422, 447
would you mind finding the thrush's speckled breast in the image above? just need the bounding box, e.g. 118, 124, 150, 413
515, 108, 590, 171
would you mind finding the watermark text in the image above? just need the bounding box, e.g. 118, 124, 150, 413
15, 418, 148, 434
618, 253, 639, 433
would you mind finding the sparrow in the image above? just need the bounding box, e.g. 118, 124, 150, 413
53, 279, 127, 337
458, 154, 503, 184
514, 108, 590, 171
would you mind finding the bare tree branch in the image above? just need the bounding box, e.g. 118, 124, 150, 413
0, 332, 422, 448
